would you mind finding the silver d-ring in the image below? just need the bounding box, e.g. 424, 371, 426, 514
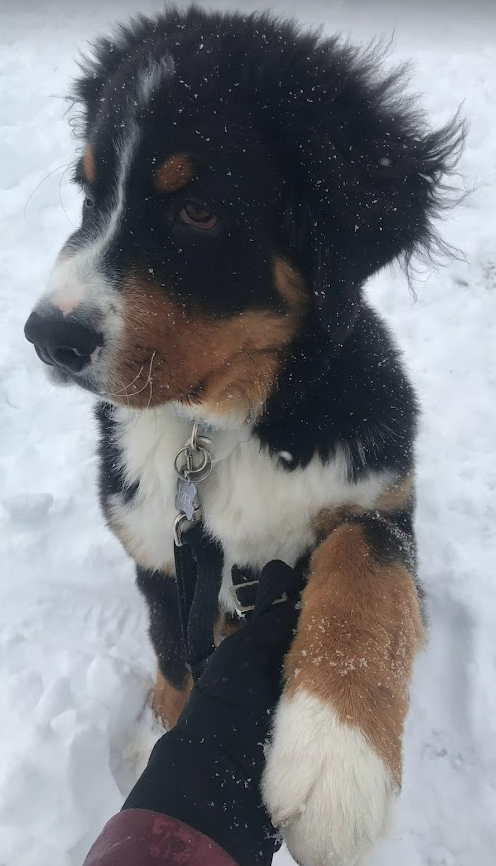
187, 447, 213, 482
174, 447, 212, 483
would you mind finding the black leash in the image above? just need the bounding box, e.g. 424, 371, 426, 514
173, 524, 278, 681
172, 422, 304, 682
173, 422, 227, 682
173, 529, 304, 682
173, 524, 224, 681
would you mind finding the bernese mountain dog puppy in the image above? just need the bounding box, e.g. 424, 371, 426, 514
24, 7, 463, 865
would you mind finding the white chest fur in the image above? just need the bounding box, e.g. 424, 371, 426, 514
108, 406, 390, 610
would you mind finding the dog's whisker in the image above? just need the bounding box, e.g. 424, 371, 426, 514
24, 163, 71, 222
58, 162, 78, 228
126, 355, 157, 399
145, 351, 156, 410
109, 351, 157, 404
101, 366, 145, 399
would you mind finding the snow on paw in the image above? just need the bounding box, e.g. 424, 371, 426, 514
263, 691, 395, 866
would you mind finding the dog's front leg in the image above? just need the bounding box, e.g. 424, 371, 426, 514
263, 515, 425, 866
136, 567, 193, 728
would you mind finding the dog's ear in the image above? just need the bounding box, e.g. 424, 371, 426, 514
68, 15, 153, 138
265, 39, 465, 341
68, 37, 121, 139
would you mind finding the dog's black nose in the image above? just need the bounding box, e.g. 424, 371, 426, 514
24, 311, 102, 373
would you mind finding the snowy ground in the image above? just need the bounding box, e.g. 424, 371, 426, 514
1, 1, 495, 864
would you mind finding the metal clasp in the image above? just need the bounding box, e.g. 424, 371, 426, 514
174, 446, 212, 484
174, 422, 213, 542
174, 422, 213, 485
174, 512, 193, 547
229, 580, 288, 614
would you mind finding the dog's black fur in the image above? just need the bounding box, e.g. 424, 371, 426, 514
63, 7, 464, 699
25, 1, 462, 709
69, 7, 463, 483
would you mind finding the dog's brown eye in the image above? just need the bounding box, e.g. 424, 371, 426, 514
178, 203, 217, 230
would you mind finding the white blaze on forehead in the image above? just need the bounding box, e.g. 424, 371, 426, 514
37, 54, 177, 321
89, 120, 141, 263
42, 121, 141, 319
136, 53, 175, 105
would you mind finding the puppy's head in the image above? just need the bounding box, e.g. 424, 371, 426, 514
25, 8, 463, 422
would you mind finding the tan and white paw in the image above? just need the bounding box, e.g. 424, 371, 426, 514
263, 691, 396, 866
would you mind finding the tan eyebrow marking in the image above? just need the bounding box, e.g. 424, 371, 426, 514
153, 153, 194, 193
82, 144, 96, 184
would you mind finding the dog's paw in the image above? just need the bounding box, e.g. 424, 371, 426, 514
263, 690, 396, 866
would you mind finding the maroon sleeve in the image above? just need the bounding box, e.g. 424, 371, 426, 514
83, 809, 239, 866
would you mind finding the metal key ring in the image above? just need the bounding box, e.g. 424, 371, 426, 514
174, 446, 213, 483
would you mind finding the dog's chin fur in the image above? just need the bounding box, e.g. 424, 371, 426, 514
25, 7, 463, 864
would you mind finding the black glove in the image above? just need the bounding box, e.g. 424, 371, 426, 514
123, 560, 303, 866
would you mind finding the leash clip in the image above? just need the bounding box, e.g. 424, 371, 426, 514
174, 422, 213, 538
174, 513, 191, 547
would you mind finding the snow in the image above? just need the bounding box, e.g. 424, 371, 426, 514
1, 1, 495, 864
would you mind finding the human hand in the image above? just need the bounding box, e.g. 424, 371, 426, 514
123, 560, 304, 866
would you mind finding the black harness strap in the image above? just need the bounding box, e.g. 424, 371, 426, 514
174, 522, 224, 682
174, 526, 310, 683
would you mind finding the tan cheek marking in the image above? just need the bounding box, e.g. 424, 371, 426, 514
153, 153, 193, 193
272, 255, 308, 310
82, 144, 96, 184
109, 278, 303, 418
152, 668, 193, 729
197, 313, 297, 421
285, 523, 424, 787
